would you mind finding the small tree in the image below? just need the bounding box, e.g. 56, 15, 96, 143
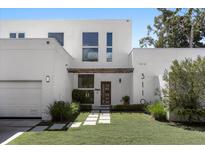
163, 56, 205, 122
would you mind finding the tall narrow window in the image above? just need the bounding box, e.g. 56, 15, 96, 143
48, 33, 64, 46
82, 32, 98, 61
106, 32, 112, 62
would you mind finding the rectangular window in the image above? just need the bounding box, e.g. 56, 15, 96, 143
107, 48, 112, 62
82, 32, 99, 62
18, 33, 25, 38
48, 32, 64, 46
107, 32, 112, 46
83, 32, 98, 46
106, 32, 113, 62
78, 74, 94, 88
10, 33, 16, 38
83, 48, 98, 61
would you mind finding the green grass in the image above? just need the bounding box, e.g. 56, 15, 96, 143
8, 112, 205, 145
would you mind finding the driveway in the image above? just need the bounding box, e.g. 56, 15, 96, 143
0, 119, 41, 144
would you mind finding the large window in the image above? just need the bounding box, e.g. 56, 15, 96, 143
78, 74, 94, 88
106, 32, 113, 62
82, 32, 98, 61
48, 32, 64, 46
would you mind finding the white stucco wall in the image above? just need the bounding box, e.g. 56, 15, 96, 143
0, 20, 132, 68
0, 38, 73, 120
72, 73, 132, 105
131, 48, 205, 104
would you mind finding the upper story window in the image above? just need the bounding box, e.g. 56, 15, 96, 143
10, 33, 25, 38
83, 32, 98, 46
48, 32, 64, 46
106, 32, 113, 62
82, 32, 99, 62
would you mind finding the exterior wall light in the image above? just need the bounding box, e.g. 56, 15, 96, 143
119, 78, 122, 83
46, 75, 50, 83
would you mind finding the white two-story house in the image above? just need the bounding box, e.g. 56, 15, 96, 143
0, 19, 205, 120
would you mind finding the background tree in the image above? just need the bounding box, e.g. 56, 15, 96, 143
139, 8, 205, 48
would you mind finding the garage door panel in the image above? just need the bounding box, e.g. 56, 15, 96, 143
0, 81, 42, 117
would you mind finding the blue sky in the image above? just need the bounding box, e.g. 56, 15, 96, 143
0, 8, 160, 47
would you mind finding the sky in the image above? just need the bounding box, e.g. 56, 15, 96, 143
0, 8, 160, 47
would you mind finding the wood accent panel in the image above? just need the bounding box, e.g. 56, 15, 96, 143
67, 68, 134, 73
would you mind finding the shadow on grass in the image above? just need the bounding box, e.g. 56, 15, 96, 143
168, 122, 205, 132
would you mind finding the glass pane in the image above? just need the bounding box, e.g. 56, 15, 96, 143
18, 33, 25, 38
107, 32, 112, 46
83, 32, 98, 46
83, 48, 98, 61
10, 33, 16, 38
107, 48, 112, 62
48, 33, 64, 46
78, 74, 94, 88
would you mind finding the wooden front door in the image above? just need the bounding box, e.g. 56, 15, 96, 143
101, 82, 111, 105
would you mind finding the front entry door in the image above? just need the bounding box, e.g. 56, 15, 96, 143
101, 82, 111, 105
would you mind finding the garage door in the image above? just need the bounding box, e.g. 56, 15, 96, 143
0, 81, 42, 117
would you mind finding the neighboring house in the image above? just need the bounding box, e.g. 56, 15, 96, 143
0, 20, 205, 120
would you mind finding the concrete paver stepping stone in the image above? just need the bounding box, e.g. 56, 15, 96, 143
88, 114, 99, 118
66, 122, 73, 128
86, 117, 98, 121
71, 122, 82, 128
31, 126, 48, 132
99, 116, 110, 120
98, 119, 110, 124
49, 124, 66, 130
83, 121, 97, 125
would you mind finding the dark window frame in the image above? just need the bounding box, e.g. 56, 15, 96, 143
82, 32, 98, 46
107, 32, 113, 46
78, 74, 94, 88
82, 48, 98, 62
10, 33, 16, 38
82, 32, 99, 62
18, 33, 25, 38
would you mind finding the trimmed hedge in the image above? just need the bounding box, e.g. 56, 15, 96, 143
80, 104, 92, 111
111, 104, 148, 112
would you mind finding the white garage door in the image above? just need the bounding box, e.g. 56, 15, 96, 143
0, 81, 42, 117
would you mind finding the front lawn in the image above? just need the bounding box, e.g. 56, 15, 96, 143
9, 112, 205, 144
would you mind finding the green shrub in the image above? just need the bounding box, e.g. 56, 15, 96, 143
72, 89, 94, 104
122, 96, 130, 105
80, 104, 92, 111
111, 104, 148, 112
70, 102, 80, 115
48, 101, 80, 122
163, 56, 205, 122
147, 101, 166, 121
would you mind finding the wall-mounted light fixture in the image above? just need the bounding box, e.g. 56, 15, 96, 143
46, 75, 50, 83
119, 78, 122, 83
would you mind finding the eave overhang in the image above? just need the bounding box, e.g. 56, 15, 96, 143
67, 68, 134, 73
